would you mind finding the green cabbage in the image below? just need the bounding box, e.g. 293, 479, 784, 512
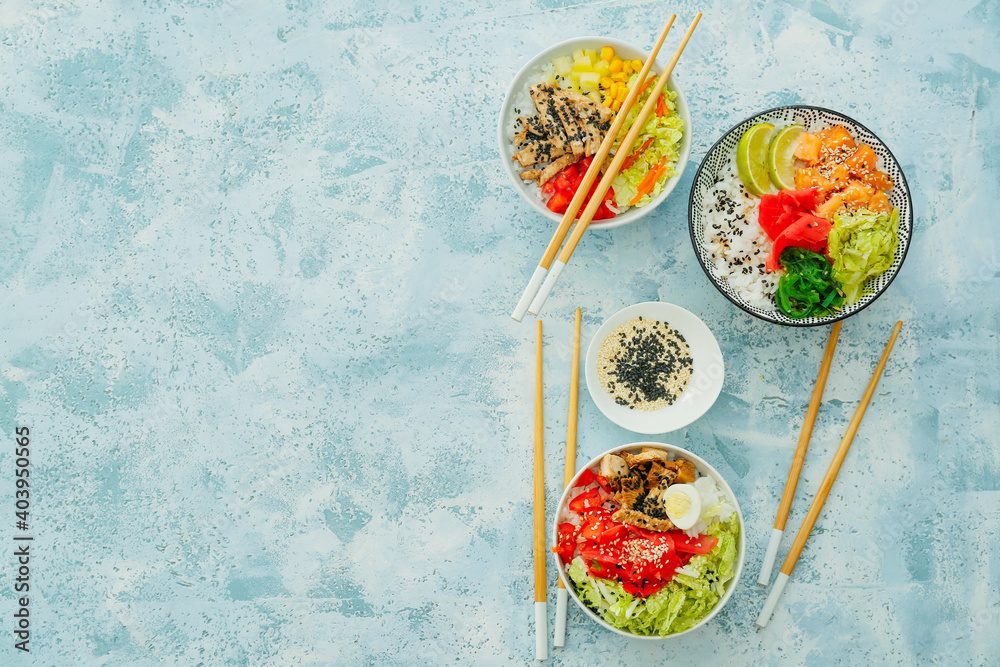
566, 519, 740, 637
828, 207, 900, 304
610, 74, 684, 209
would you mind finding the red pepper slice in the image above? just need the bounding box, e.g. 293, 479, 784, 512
573, 468, 596, 488
671, 533, 719, 554
598, 524, 629, 544
541, 181, 556, 194
580, 516, 611, 543
546, 190, 571, 214
568, 487, 606, 512
553, 173, 573, 192
580, 541, 622, 567
595, 474, 613, 492
551, 522, 579, 562
622, 578, 668, 598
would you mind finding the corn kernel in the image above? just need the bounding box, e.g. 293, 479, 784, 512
600, 46, 614, 62
602, 95, 613, 107
611, 72, 627, 82
616, 86, 628, 103
611, 99, 622, 112
609, 58, 623, 73
599, 76, 614, 89
631, 59, 643, 72
623, 60, 633, 75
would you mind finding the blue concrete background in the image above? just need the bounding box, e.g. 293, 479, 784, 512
0, 0, 997, 664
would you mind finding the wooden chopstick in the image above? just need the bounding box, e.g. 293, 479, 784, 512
527, 13, 702, 317
554, 308, 582, 648
562, 309, 582, 488
757, 321, 903, 629
758, 321, 842, 586
533, 319, 547, 660
510, 16, 677, 322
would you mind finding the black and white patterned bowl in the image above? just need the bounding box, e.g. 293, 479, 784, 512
688, 106, 913, 327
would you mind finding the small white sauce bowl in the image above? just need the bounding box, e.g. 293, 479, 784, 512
585, 301, 724, 434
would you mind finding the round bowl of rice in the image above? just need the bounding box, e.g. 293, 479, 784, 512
498, 36, 692, 229
553, 441, 746, 639
688, 106, 913, 326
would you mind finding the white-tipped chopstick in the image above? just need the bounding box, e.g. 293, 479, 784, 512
758, 321, 842, 586
528, 13, 701, 317
510, 16, 677, 322
554, 308, 582, 647
757, 321, 903, 629
533, 319, 548, 660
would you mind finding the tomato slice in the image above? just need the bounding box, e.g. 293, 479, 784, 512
779, 187, 819, 210
759, 187, 820, 240
573, 468, 596, 488
568, 488, 606, 512
671, 533, 719, 554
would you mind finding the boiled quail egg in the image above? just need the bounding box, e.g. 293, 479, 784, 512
661, 483, 702, 530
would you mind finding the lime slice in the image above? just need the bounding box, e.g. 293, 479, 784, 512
736, 123, 774, 196
767, 124, 804, 191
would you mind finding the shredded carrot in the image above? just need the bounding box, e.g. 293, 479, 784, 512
629, 157, 667, 205
620, 138, 654, 171
636, 76, 656, 97
656, 94, 667, 117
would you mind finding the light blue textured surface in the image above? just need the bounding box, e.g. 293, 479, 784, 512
0, 1, 998, 664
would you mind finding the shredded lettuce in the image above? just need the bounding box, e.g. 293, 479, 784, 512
610, 74, 684, 209
566, 519, 740, 637
828, 207, 900, 304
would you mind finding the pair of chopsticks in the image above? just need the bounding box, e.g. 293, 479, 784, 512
533, 310, 583, 659
756, 321, 903, 628
511, 13, 702, 323
757, 321, 843, 585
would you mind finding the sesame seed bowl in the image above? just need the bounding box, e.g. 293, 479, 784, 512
688, 105, 913, 326
553, 442, 746, 639
584, 302, 724, 434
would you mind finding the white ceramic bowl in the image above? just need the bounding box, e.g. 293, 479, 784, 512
497, 36, 692, 229
585, 302, 724, 434
553, 442, 746, 639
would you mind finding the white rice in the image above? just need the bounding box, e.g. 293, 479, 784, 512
701, 153, 779, 310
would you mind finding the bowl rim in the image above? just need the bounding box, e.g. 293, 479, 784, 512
686, 104, 914, 327
552, 441, 746, 639
583, 301, 724, 434
497, 35, 692, 230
